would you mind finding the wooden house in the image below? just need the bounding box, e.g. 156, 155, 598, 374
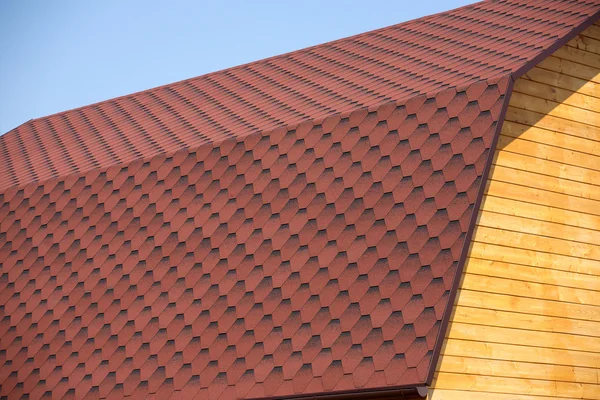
0, 0, 598, 398
430, 18, 600, 400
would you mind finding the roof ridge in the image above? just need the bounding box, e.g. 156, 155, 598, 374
1, 0, 488, 133
0, 76, 503, 194
1, 0, 599, 192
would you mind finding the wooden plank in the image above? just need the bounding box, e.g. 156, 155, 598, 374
581, 24, 600, 41
510, 92, 600, 128
436, 354, 600, 384
480, 194, 600, 231
432, 372, 600, 399
493, 150, 600, 187
506, 106, 600, 142
485, 180, 600, 216
502, 121, 600, 157
554, 43, 600, 69
451, 305, 600, 337
497, 135, 600, 172
469, 240, 600, 276
443, 337, 600, 369
473, 224, 600, 262
430, 29, 600, 399
428, 389, 561, 400
514, 77, 600, 112
568, 35, 600, 59
464, 256, 600, 291
489, 162, 600, 200
461, 271, 600, 306
456, 289, 600, 322
537, 55, 600, 84
477, 210, 600, 248
523, 66, 600, 99
447, 322, 600, 353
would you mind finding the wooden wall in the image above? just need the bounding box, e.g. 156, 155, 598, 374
429, 23, 600, 399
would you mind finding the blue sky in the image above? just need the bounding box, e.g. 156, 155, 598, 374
0, 0, 475, 134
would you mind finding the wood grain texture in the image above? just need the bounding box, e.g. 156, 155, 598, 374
429, 389, 568, 400
502, 120, 600, 157
450, 305, 600, 337
493, 149, 600, 188
456, 289, 600, 322
522, 66, 600, 99
432, 372, 600, 399
489, 163, 600, 200
465, 256, 600, 292
430, 24, 600, 399
480, 194, 600, 231
472, 225, 600, 262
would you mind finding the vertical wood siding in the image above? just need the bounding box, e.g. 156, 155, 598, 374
429, 23, 600, 400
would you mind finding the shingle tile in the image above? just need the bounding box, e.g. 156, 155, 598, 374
2, 0, 596, 398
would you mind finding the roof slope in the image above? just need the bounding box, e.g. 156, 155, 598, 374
1, 0, 599, 192
0, 84, 507, 398
0, 1, 599, 399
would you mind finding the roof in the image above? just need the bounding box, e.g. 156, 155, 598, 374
0, 0, 599, 399
2, 0, 599, 192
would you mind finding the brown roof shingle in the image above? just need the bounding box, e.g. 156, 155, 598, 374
1, 0, 598, 191
0, 82, 507, 398
1, 0, 599, 399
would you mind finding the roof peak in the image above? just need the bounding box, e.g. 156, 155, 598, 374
8, 0, 485, 130
1, 0, 599, 192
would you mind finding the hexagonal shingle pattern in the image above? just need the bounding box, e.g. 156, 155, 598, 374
3, 0, 600, 398
0, 0, 599, 192
0, 77, 508, 399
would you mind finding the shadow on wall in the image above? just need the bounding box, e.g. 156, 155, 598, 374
428, 45, 599, 398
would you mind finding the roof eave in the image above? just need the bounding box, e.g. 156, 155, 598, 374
250, 385, 428, 400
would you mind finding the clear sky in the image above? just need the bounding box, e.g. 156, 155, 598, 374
0, 0, 475, 135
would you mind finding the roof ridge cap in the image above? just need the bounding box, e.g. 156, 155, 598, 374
0, 76, 507, 194
0, 0, 491, 135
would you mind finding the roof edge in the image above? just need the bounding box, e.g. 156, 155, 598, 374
511, 8, 600, 80
251, 385, 428, 400
425, 9, 600, 386
3, 1, 483, 134
425, 75, 515, 386
0, 79, 500, 195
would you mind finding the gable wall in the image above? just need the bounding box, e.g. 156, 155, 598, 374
429, 23, 600, 399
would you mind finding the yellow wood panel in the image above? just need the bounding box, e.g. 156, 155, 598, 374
465, 257, 600, 291
451, 305, 600, 337
485, 180, 600, 216
510, 92, 600, 127
502, 121, 600, 157
555, 42, 600, 69
505, 106, 600, 142
470, 237, 599, 276
582, 24, 600, 41
494, 147, 600, 187
537, 55, 600, 85
489, 163, 600, 200
523, 66, 600, 99
480, 194, 600, 231
436, 355, 599, 384
514, 77, 600, 112
432, 372, 600, 399
428, 389, 563, 400
477, 210, 600, 247
442, 337, 600, 369
568, 35, 600, 60
497, 134, 600, 172
469, 241, 599, 276
457, 289, 600, 322
472, 225, 600, 261
460, 272, 600, 306
430, 25, 600, 400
